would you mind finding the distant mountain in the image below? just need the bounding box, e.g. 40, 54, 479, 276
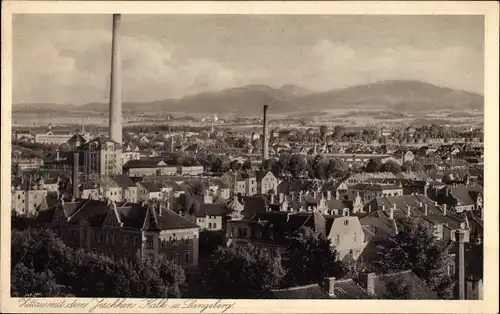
295, 80, 483, 112
14, 80, 483, 115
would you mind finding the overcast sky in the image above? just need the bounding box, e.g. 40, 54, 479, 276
13, 14, 484, 104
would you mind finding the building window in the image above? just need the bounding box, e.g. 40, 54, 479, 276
146, 236, 154, 249
184, 238, 190, 245
344, 220, 349, 226
98, 232, 104, 243
448, 264, 455, 276
208, 222, 212, 229
124, 235, 129, 246
172, 253, 178, 264
185, 252, 191, 265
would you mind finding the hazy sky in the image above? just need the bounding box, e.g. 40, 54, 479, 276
13, 14, 484, 104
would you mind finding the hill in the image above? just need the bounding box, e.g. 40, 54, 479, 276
14, 80, 483, 115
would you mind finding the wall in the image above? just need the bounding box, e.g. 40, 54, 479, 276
124, 186, 138, 203
159, 228, 199, 267
260, 173, 278, 194
196, 215, 223, 231
327, 216, 367, 261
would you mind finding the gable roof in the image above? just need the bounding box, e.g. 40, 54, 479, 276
138, 181, 162, 193
123, 158, 168, 169
196, 203, 228, 217
111, 174, 137, 188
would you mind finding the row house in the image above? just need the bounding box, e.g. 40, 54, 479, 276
36, 199, 200, 267
137, 181, 164, 202
255, 171, 279, 195
79, 175, 138, 203
431, 184, 483, 213
344, 172, 398, 186
11, 177, 59, 216
225, 193, 367, 263
195, 203, 228, 231
361, 194, 471, 244
322, 181, 349, 200
220, 171, 252, 196
123, 159, 177, 177
347, 183, 403, 204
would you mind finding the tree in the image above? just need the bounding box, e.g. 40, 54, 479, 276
365, 158, 383, 173
282, 227, 346, 287
261, 158, 275, 172
372, 218, 454, 299
288, 154, 308, 178
11, 263, 62, 297
241, 159, 252, 171
383, 275, 413, 299
382, 160, 402, 174
11, 228, 186, 298
229, 160, 242, 171
326, 158, 348, 179
201, 244, 285, 298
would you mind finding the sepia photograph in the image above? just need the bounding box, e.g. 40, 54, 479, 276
1, 1, 498, 313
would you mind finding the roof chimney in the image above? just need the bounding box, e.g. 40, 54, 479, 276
358, 272, 376, 296
322, 277, 336, 297
455, 229, 466, 299
326, 190, 332, 201
262, 105, 269, 160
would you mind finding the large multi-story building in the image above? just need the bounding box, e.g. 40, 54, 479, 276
36, 199, 200, 267
11, 177, 59, 216
78, 136, 123, 176
35, 131, 74, 145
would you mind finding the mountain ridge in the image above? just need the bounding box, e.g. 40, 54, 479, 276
13, 80, 483, 115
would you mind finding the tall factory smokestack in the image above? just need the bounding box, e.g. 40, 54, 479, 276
262, 105, 269, 160
109, 14, 122, 145
72, 151, 80, 200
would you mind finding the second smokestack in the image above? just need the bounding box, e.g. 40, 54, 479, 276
109, 13, 122, 145
263, 105, 269, 160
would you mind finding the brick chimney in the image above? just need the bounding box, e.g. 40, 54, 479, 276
358, 272, 376, 296
322, 277, 336, 297
455, 229, 466, 299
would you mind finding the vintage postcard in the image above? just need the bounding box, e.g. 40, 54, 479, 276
1, 1, 498, 313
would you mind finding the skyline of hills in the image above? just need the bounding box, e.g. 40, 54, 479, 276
13, 80, 483, 116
